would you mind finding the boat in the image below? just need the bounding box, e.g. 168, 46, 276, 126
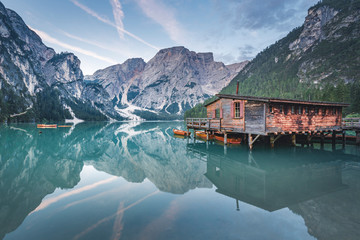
214, 134, 242, 144
58, 125, 73, 128
37, 124, 57, 129
195, 131, 214, 140
173, 129, 191, 136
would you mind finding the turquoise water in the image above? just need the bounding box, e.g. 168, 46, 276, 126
0, 122, 359, 240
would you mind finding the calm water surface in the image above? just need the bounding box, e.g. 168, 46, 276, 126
0, 122, 359, 240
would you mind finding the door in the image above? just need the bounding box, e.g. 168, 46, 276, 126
245, 102, 265, 133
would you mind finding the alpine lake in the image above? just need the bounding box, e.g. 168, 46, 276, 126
1, 121, 359, 240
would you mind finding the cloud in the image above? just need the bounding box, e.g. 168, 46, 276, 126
31, 27, 118, 64
60, 30, 135, 57
110, 0, 125, 39
70, 0, 160, 51
134, 0, 186, 44
215, 44, 257, 64
216, 0, 318, 31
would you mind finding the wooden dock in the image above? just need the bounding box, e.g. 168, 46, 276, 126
186, 117, 360, 149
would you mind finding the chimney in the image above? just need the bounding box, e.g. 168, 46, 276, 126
236, 80, 239, 95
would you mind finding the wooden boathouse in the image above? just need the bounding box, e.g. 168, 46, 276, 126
186, 94, 358, 149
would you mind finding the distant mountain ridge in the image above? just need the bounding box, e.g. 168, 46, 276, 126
220, 0, 360, 114
85, 47, 247, 120
0, 0, 246, 122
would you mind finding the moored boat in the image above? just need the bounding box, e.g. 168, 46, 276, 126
214, 135, 242, 144
195, 131, 214, 140
173, 129, 191, 136
37, 124, 57, 129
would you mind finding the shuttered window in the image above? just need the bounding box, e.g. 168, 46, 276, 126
215, 108, 220, 118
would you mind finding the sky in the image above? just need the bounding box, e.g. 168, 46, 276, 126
1, 0, 318, 75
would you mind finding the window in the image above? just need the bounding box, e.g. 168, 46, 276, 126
284, 106, 288, 115
315, 107, 319, 115
305, 106, 308, 114
234, 102, 241, 118
298, 106, 302, 114
332, 108, 336, 115
291, 106, 295, 114
269, 105, 273, 114
279, 105, 283, 114
322, 108, 326, 116
215, 108, 220, 118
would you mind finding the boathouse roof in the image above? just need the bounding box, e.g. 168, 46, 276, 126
204, 94, 350, 107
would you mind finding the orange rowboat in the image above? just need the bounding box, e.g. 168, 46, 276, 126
214, 135, 242, 144
195, 131, 214, 140
37, 124, 57, 129
173, 129, 191, 136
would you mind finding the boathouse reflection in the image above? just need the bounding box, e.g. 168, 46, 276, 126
186, 143, 353, 212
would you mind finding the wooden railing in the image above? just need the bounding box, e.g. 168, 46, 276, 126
186, 118, 221, 130
186, 118, 209, 128
342, 118, 360, 129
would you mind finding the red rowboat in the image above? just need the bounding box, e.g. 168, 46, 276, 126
173, 129, 191, 136
214, 135, 242, 144
37, 124, 57, 129
195, 131, 214, 140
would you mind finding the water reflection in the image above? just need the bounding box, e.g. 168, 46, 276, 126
0, 122, 211, 239
0, 122, 359, 240
187, 142, 360, 239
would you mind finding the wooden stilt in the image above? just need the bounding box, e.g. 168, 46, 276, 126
342, 131, 346, 148
270, 134, 275, 148
224, 133, 228, 145
206, 131, 209, 141
306, 133, 311, 146
248, 134, 253, 150
320, 132, 324, 148
224, 144, 227, 155
332, 131, 336, 148
291, 134, 296, 146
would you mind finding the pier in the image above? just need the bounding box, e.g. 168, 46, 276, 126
186, 94, 358, 149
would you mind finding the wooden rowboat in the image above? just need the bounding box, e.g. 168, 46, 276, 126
214, 135, 242, 144
173, 129, 191, 136
195, 131, 214, 140
58, 125, 73, 128
37, 124, 57, 129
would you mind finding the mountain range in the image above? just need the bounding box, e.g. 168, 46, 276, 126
1, 0, 359, 122
0, 1, 246, 122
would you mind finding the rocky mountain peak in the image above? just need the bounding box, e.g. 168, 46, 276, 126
289, 6, 338, 54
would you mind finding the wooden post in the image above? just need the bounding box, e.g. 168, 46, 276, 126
270, 134, 275, 148
306, 133, 311, 146
224, 144, 227, 155
248, 134, 253, 150
224, 132, 228, 145
332, 131, 336, 148
291, 134, 296, 146
342, 131, 346, 148
206, 131, 209, 141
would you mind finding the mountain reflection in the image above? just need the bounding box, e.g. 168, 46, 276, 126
1, 123, 359, 240
0, 122, 211, 239
187, 142, 360, 240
